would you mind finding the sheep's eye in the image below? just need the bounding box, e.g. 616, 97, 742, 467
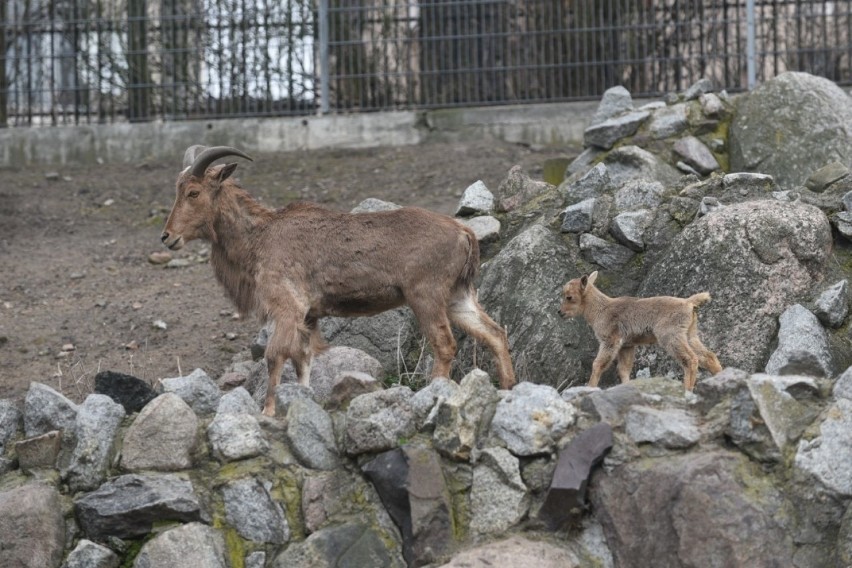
188, 190, 200, 199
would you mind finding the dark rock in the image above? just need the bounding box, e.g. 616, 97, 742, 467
538, 423, 613, 530
74, 474, 202, 539
94, 371, 158, 414
362, 446, 453, 567
271, 522, 404, 568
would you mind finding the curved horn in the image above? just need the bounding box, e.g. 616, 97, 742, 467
188, 146, 254, 179
183, 145, 207, 168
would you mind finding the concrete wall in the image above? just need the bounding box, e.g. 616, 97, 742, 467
0, 101, 598, 167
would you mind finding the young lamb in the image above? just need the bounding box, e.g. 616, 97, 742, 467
559, 271, 722, 390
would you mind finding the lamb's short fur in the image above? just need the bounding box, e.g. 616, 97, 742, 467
559, 271, 722, 390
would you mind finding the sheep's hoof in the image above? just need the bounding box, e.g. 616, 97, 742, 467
262, 404, 276, 417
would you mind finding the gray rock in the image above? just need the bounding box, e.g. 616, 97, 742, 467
0, 400, 21, 453
834, 366, 852, 400
700, 92, 725, 117
593, 451, 793, 567
698, 196, 723, 217
625, 406, 700, 449
609, 209, 652, 251
325, 371, 383, 411
208, 412, 268, 462
640, 200, 832, 375
24, 382, 78, 438
246, 344, 385, 409
584, 111, 650, 150
843, 190, 852, 211
722, 172, 776, 195
836, 210, 852, 239
133, 523, 226, 568
648, 103, 688, 139
223, 478, 290, 544
561, 198, 596, 233
765, 304, 832, 377
352, 198, 401, 213
64, 539, 120, 568
538, 423, 613, 531
75, 474, 202, 539
560, 386, 600, 402
814, 280, 849, 328
160, 368, 221, 416
730, 72, 852, 189
579, 384, 644, 427
362, 446, 453, 566
15, 430, 62, 472
287, 398, 339, 470
345, 387, 416, 455
747, 374, 821, 453
245, 552, 266, 568
495, 165, 555, 213
121, 393, 198, 471
489, 382, 576, 456
614, 180, 666, 212
64, 394, 125, 491
579, 233, 635, 270
301, 470, 397, 537
216, 386, 259, 415
470, 447, 529, 535
432, 370, 500, 460
673, 136, 720, 175
805, 161, 850, 193
683, 77, 715, 100
455, 180, 494, 216
459, 215, 501, 243
603, 145, 681, 187
591, 86, 633, 125
271, 522, 404, 568
726, 383, 780, 462
565, 147, 604, 178
410, 377, 458, 429
560, 163, 615, 202
0, 484, 65, 568
439, 535, 581, 567
273, 383, 316, 417
795, 398, 852, 496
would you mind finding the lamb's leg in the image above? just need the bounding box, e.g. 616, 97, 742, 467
589, 342, 618, 387
663, 336, 699, 391
616, 346, 636, 384
449, 292, 516, 389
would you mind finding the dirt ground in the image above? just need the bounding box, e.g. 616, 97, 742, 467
0, 138, 574, 404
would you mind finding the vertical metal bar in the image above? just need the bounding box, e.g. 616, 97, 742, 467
746, 0, 756, 89
318, 0, 329, 113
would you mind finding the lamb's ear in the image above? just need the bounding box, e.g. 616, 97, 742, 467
580, 274, 588, 288
586, 271, 599, 288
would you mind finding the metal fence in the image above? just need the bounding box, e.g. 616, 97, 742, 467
2, 0, 851, 127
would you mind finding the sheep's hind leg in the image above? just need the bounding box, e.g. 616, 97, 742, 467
448, 292, 516, 389
263, 315, 313, 416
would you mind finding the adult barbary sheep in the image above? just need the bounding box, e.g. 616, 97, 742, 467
161, 146, 516, 415
559, 271, 722, 390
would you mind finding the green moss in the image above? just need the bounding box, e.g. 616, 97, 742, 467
119, 539, 146, 568
272, 468, 306, 540
224, 528, 246, 568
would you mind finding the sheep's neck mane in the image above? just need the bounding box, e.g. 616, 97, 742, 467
208, 182, 273, 317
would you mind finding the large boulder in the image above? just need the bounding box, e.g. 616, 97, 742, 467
0, 484, 65, 568
640, 200, 831, 375
133, 523, 226, 568
460, 225, 593, 388
730, 72, 852, 189
592, 451, 794, 567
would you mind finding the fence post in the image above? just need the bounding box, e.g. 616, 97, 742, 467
0, 0, 6, 127
746, 0, 756, 89
318, 0, 330, 114
127, 0, 150, 121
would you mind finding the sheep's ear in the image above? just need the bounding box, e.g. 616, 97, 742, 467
214, 162, 239, 183
587, 271, 599, 287
580, 274, 588, 288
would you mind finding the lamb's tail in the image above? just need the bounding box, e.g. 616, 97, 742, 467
687, 292, 712, 308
